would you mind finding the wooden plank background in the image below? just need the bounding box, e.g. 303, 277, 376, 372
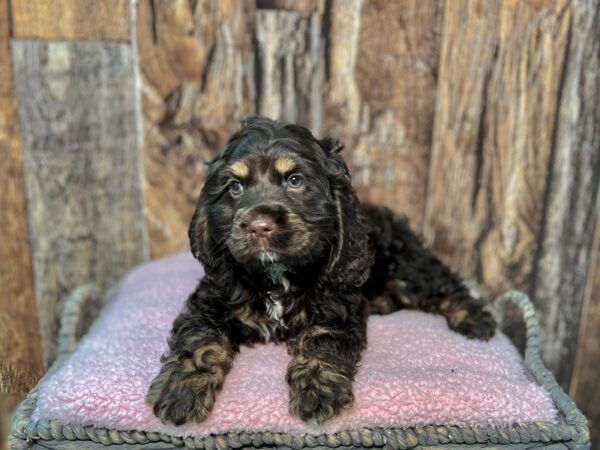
11, 40, 148, 367
138, 0, 256, 257
0, 0, 598, 446
0, 0, 43, 396
324, 0, 443, 231
11, 0, 130, 41
0, 0, 43, 447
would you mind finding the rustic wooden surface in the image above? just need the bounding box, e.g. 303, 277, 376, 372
137, 0, 256, 258
255, 9, 323, 134
0, 0, 43, 445
324, 0, 443, 232
11, 40, 148, 367
0, 0, 11, 95
0, 0, 43, 394
10, 0, 130, 41
571, 219, 600, 444
421, 0, 599, 387
424, 0, 569, 292
533, 0, 600, 386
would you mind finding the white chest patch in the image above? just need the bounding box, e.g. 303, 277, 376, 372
266, 299, 284, 323
254, 269, 291, 342
260, 289, 289, 342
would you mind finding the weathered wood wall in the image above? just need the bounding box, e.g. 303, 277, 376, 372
325, 0, 443, 231
423, 0, 600, 390
0, 0, 43, 395
12, 40, 148, 367
0, 0, 598, 444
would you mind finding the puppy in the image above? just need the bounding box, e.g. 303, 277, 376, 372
146, 117, 496, 426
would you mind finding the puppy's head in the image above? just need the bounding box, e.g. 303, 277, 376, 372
189, 117, 368, 280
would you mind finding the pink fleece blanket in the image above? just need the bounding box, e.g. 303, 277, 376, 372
33, 253, 557, 437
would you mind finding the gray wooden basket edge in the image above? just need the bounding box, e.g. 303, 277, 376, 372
9, 289, 591, 450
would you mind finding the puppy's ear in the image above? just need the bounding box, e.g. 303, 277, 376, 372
320, 137, 374, 289
319, 136, 344, 154
319, 136, 351, 195
188, 151, 227, 270
188, 200, 211, 265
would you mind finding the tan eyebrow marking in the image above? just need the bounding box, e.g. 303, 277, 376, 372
274, 156, 296, 175
230, 161, 250, 178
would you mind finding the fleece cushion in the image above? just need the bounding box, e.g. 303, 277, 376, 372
33, 253, 557, 437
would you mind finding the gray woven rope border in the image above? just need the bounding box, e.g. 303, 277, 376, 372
10, 289, 591, 450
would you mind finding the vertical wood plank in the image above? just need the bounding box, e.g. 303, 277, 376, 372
0, 0, 44, 393
137, 0, 256, 257
424, 0, 570, 291
423, 0, 501, 283
0, 0, 44, 441
324, 0, 443, 231
571, 217, 600, 444
533, 0, 600, 385
11, 0, 130, 40
425, 0, 599, 388
0, 0, 11, 95
11, 41, 148, 366
255, 10, 324, 134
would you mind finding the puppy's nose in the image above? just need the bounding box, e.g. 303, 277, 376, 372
248, 216, 275, 238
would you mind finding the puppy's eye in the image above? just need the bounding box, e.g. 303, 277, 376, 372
230, 180, 243, 196
286, 174, 304, 189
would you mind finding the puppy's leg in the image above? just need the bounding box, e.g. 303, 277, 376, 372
286, 317, 366, 424
146, 309, 236, 425
383, 277, 496, 340
364, 206, 496, 340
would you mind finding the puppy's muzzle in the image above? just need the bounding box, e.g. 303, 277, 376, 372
242, 216, 276, 239
236, 203, 288, 243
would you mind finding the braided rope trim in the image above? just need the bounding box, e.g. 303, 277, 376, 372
10, 290, 591, 450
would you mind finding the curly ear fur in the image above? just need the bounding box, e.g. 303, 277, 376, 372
320, 137, 374, 289
188, 202, 211, 265
188, 150, 228, 270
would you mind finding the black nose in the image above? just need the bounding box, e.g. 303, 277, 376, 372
247, 216, 275, 238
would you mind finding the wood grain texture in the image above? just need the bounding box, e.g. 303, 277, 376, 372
424, 0, 570, 291
0, 0, 44, 395
323, 0, 443, 232
137, 0, 256, 258
11, 40, 148, 367
533, 0, 600, 386
255, 10, 323, 134
423, 0, 501, 283
0, 0, 11, 95
10, 0, 130, 41
423, 0, 566, 311
570, 217, 600, 444
0, 94, 44, 393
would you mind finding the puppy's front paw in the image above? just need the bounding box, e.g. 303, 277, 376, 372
287, 358, 354, 424
448, 306, 496, 340
146, 359, 218, 425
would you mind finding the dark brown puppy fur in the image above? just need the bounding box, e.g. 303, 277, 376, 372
146, 117, 496, 426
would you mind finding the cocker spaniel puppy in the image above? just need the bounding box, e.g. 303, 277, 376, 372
146, 117, 496, 426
